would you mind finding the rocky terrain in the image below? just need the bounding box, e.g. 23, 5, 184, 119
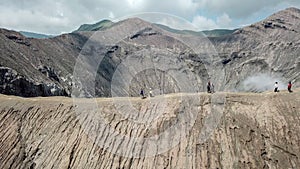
0, 89, 299, 169
0, 7, 299, 169
209, 7, 300, 92
0, 7, 299, 97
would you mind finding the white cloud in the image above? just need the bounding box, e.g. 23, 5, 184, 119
198, 0, 282, 18
191, 13, 233, 30
217, 13, 232, 27
177, 0, 199, 12
192, 15, 217, 30
156, 16, 198, 30
127, 0, 145, 9
198, 0, 300, 19
109, 12, 115, 19
0, 7, 71, 34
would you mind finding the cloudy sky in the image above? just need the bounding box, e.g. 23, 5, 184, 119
0, 0, 299, 35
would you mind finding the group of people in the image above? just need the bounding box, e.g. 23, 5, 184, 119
139, 80, 294, 99
207, 81, 215, 93
274, 81, 293, 93
140, 88, 154, 99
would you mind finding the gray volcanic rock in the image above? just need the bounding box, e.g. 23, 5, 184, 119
0, 67, 66, 97
0, 8, 299, 97
0, 90, 299, 168
208, 7, 300, 92
0, 18, 210, 97
65, 18, 210, 97
0, 29, 88, 97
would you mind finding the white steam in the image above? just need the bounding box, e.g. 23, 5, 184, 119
240, 73, 286, 93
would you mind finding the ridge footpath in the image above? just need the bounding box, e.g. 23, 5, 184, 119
0, 89, 299, 168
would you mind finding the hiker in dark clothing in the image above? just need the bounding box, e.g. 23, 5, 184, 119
288, 81, 293, 93
207, 81, 211, 93
140, 89, 145, 98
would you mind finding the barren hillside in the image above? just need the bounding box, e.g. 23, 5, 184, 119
0, 89, 299, 168
0, 7, 299, 97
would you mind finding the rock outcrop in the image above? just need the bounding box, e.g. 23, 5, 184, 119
0, 90, 299, 168
0, 67, 66, 97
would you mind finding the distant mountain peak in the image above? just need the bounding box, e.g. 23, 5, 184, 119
121, 17, 150, 23
285, 7, 300, 13
239, 7, 300, 35
75, 7, 300, 37
19, 31, 53, 39
75, 19, 114, 32
75, 17, 236, 37
269, 6, 300, 19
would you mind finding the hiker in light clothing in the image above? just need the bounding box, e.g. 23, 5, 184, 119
274, 82, 279, 92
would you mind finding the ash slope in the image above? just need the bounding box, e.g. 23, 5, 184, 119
209, 7, 300, 91
0, 7, 299, 97
0, 90, 299, 168
0, 18, 208, 97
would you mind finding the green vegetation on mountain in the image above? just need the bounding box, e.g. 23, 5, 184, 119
75, 19, 114, 32
74, 19, 236, 37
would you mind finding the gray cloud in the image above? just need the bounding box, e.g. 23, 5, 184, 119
0, 0, 299, 34
198, 0, 283, 18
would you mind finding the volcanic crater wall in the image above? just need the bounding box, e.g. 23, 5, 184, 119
0, 90, 299, 169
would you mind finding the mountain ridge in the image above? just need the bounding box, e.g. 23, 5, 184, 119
0, 90, 299, 168
74, 19, 114, 32
74, 18, 237, 37
19, 31, 54, 39
0, 7, 299, 97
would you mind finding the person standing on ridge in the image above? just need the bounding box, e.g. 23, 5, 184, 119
274, 82, 279, 92
149, 88, 154, 97
211, 83, 215, 93
207, 81, 211, 93
140, 88, 145, 98
288, 81, 293, 93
